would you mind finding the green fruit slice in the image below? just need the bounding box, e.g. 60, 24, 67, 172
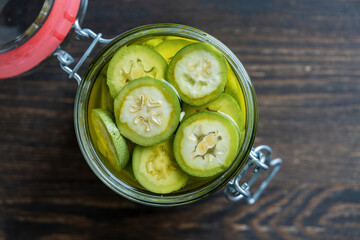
90, 109, 130, 171
114, 77, 181, 146
133, 139, 189, 194
182, 93, 245, 148
182, 93, 243, 131
154, 39, 192, 63
136, 36, 165, 48
101, 78, 114, 113
88, 69, 104, 111
174, 112, 240, 177
167, 42, 228, 106
98, 64, 114, 113
224, 64, 246, 129
107, 45, 167, 98
164, 36, 190, 41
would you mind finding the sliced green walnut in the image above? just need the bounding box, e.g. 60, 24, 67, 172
154, 39, 192, 63
98, 64, 114, 113
114, 77, 181, 146
182, 93, 246, 148
174, 112, 240, 177
136, 36, 165, 48
101, 77, 114, 113
90, 109, 129, 171
164, 36, 192, 41
167, 42, 228, 106
224, 64, 246, 129
107, 45, 167, 98
182, 93, 243, 131
133, 139, 189, 194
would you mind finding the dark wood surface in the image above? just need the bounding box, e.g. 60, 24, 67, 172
1, 0, 359, 239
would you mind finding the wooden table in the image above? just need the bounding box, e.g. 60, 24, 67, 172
1, 0, 359, 239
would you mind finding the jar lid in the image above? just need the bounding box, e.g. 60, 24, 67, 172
0, 0, 81, 79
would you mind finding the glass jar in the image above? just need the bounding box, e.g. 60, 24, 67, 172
75, 24, 261, 206
0, 1, 281, 206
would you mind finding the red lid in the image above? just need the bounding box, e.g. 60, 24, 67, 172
0, 0, 81, 79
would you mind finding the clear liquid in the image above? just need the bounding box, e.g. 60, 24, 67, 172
87, 35, 247, 193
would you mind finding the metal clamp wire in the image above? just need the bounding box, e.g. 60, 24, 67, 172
54, 20, 115, 83
224, 145, 282, 204
74, 20, 115, 44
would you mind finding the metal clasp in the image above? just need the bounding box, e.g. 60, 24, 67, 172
54, 20, 115, 84
224, 145, 282, 204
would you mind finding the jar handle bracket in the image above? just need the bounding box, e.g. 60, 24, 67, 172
53, 20, 115, 84
224, 145, 282, 204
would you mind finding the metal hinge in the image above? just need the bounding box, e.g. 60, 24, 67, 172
224, 145, 282, 204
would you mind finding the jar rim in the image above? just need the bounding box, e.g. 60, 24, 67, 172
74, 23, 258, 206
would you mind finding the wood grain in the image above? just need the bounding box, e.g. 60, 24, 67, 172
1, 0, 359, 239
